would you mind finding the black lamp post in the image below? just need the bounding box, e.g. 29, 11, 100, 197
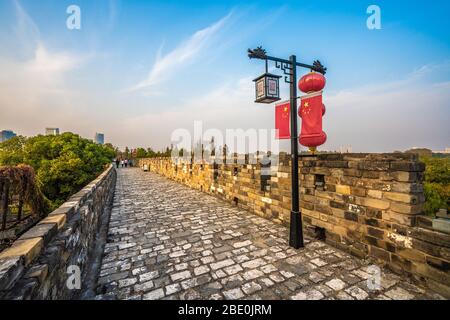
248, 46, 326, 249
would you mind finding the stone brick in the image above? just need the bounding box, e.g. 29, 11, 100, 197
367, 190, 382, 199
351, 187, 366, 197
330, 200, 346, 210
291, 289, 324, 300
336, 185, 351, 195
343, 169, 362, 177
344, 211, 358, 222
383, 192, 422, 204
325, 278, 346, 291
359, 198, 390, 210
39, 214, 66, 230
223, 287, 245, 299
390, 203, 422, 215
383, 211, 415, 226
367, 226, 385, 240
143, 288, 165, 300
396, 247, 426, 263
210, 259, 235, 270
385, 287, 415, 300
369, 246, 390, 262
432, 219, 450, 234
19, 224, 58, 245
0, 238, 43, 266
345, 286, 369, 300
390, 161, 425, 172
241, 281, 262, 295
170, 270, 191, 281
425, 256, 450, 273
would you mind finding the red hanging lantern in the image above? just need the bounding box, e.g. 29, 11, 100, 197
298, 72, 326, 93
298, 72, 327, 154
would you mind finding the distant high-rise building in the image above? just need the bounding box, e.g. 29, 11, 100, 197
0, 130, 17, 143
45, 128, 60, 135
95, 132, 105, 145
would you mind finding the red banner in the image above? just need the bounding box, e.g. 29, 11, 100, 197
275, 101, 290, 139
298, 91, 327, 147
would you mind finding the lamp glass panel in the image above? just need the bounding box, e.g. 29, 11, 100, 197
267, 78, 278, 96
256, 78, 265, 99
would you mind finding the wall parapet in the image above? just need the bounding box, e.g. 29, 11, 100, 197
138, 153, 449, 297
0, 165, 116, 299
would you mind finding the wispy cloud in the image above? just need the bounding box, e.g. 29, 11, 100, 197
116, 62, 450, 152
324, 63, 450, 152
128, 12, 232, 93
13, 0, 40, 55
0, 1, 86, 135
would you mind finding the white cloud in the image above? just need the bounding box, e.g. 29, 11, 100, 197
324, 65, 450, 152
128, 12, 232, 93
0, 1, 85, 136
116, 63, 450, 152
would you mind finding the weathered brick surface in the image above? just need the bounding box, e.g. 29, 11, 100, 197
0, 165, 116, 299
94, 168, 443, 300
138, 153, 450, 298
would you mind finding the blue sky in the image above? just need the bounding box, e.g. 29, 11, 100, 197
0, 0, 449, 152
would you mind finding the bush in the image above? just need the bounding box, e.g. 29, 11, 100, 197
421, 156, 450, 216
0, 133, 115, 209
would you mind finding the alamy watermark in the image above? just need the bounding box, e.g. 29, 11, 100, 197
66, 5, 81, 30
367, 265, 382, 291
366, 5, 382, 30
66, 265, 81, 290
170, 121, 281, 165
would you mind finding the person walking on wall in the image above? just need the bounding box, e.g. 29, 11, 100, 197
125, 159, 128, 168
115, 158, 120, 168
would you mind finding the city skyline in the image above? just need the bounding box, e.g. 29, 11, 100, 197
0, 0, 449, 152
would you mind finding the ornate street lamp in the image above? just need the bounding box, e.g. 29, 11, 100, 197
253, 73, 282, 103
253, 59, 282, 103
248, 46, 326, 249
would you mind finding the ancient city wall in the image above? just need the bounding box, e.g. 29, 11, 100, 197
138, 154, 450, 297
0, 165, 116, 299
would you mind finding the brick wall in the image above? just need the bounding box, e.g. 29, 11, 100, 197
0, 165, 116, 299
138, 153, 449, 297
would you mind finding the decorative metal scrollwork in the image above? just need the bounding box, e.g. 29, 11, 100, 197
312, 60, 327, 74
248, 47, 267, 60
275, 61, 293, 83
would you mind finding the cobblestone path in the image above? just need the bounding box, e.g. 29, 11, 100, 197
94, 168, 443, 300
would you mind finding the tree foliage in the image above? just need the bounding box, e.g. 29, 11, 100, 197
421, 156, 450, 216
133, 146, 172, 158
0, 133, 115, 209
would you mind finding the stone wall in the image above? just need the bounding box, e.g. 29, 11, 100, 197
138, 154, 450, 297
0, 165, 116, 299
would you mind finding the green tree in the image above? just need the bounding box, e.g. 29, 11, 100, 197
0, 135, 26, 165
146, 147, 156, 157
136, 148, 148, 158
421, 156, 450, 216
0, 132, 115, 209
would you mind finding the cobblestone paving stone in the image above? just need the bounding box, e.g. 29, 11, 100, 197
94, 168, 444, 300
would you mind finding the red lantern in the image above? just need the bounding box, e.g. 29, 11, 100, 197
298, 72, 326, 93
